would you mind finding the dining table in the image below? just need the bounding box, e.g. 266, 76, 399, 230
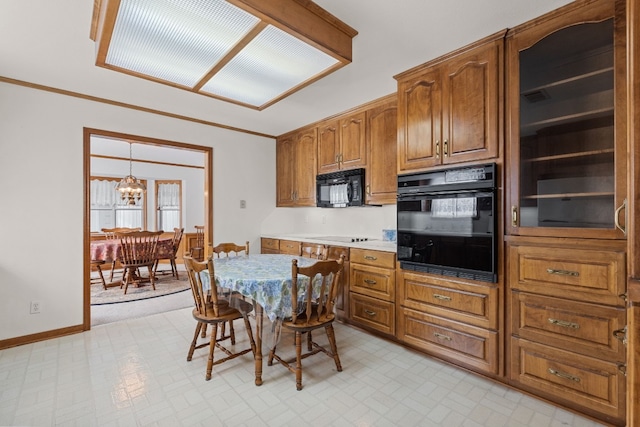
204, 253, 321, 386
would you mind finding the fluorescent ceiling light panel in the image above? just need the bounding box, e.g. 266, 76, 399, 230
200, 25, 339, 107
106, 0, 259, 88
92, 0, 356, 110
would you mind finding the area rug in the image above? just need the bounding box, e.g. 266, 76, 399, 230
90, 272, 190, 305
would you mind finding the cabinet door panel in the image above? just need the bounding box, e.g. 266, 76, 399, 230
366, 100, 398, 205
276, 136, 295, 206
340, 112, 366, 170
317, 120, 340, 174
442, 41, 501, 164
397, 70, 441, 172
294, 128, 317, 206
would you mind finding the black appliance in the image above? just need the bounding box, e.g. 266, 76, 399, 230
316, 168, 365, 208
397, 163, 498, 283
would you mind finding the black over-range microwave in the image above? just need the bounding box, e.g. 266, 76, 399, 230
316, 168, 365, 208
397, 163, 498, 283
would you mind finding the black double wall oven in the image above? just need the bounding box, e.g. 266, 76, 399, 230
397, 163, 498, 283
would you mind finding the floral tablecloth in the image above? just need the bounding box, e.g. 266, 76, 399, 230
205, 254, 320, 321
90, 238, 175, 262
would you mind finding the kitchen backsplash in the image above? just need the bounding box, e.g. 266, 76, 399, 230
261, 205, 396, 239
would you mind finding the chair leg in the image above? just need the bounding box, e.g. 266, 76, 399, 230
201, 324, 208, 338
206, 324, 219, 381
325, 324, 342, 372
109, 261, 116, 282
229, 320, 235, 345
121, 267, 130, 294
148, 266, 156, 290
187, 322, 203, 361
171, 258, 178, 279
242, 315, 257, 356
307, 331, 313, 351
267, 322, 282, 366
95, 263, 107, 290
295, 331, 303, 391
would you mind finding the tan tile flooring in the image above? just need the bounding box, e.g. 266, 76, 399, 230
0, 308, 607, 426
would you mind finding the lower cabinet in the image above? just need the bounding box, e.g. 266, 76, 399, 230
397, 270, 501, 376
260, 237, 279, 254
507, 237, 627, 425
349, 248, 396, 336
327, 246, 350, 321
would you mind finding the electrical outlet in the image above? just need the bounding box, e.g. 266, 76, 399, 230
240, 200, 246, 209
30, 301, 41, 314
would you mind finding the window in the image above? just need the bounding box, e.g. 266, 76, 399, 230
90, 176, 147, 232
156, 180, 182, 232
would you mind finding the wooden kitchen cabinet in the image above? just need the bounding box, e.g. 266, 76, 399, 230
317, 112, 366, 174
260, 238, 280, 254
365, 96, 398, 205
507, 235, 627, 425
506, 0, 626, 240
349, 248, 396, 336
276, 127, 317, 207
395, 30, 504, 174
397, 270, 501, 376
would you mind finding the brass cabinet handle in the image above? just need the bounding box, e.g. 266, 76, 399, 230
614, 198, 627, 236
364, 279, 377, 285
364, 310, 376, 317
335, 154, 339, 163
443, 139, 448, 157
613, 326, 627, 345
548, 318, 579, 329
546, 268, 579, 277
433, 294, 452, 301
435, 140, 440, 159
364, 255, 377, 261
511, 205, 518, 227
366, 184, 371, 195
548, 368, 580, 383
434, 332, 452, 341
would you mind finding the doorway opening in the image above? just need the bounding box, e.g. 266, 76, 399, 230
83, 128, 213, 329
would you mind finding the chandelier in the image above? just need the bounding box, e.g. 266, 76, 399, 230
116, 142, 146, 205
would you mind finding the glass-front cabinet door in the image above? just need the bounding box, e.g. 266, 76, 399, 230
506, 0, 626, 239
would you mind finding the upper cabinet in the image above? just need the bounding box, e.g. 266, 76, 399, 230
365, 97, 398, 205
506, 0, 626, 239
276, 127, 317, 207
317, 112, 366, 174
395, 31, 505, 174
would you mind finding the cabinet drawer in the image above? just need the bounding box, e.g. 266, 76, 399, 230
510, 338, 625, 423
508, 243, 626, 306
350, 248, 395, 268
400, 271, 498, 329
349, 293, 395, 335
261, 238, 279, 253
279, 240, 301, 255
512, 292, 626, 362
350, 263, 395, 301
399, 308, 499, 375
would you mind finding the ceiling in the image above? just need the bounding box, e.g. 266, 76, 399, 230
0, 0, 573, 138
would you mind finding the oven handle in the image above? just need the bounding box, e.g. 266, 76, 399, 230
398, 189, 495, 200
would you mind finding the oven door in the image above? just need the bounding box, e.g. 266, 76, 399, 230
397, 190, 497, 282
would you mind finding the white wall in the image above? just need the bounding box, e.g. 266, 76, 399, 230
0, 82, 275, 341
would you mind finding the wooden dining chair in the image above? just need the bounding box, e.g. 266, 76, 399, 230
154, 227, 184, 279
192, 225, 205, 261
268, 255, 345, 390
184, 255, 256, 381
211, 241, 249, 258
101, 227, 142, 281
116, 230, 162, 294
90, 259, 108, 290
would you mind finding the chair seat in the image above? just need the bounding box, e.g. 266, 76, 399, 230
191, 299, 254, 323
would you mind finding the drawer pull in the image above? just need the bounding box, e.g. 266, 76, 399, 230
363, 279, 377, 285
364, 310, 377, 317
548, 318, 579, 329
364, 255, 378, 261
548, 368, 580, 383
434, 332, 452, 341
433, 294, 452, 301
546, 268, 579, 277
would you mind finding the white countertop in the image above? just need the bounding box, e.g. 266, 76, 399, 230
261, 234, 397, 253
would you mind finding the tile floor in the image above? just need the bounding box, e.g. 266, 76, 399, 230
0, 308, 608, 427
